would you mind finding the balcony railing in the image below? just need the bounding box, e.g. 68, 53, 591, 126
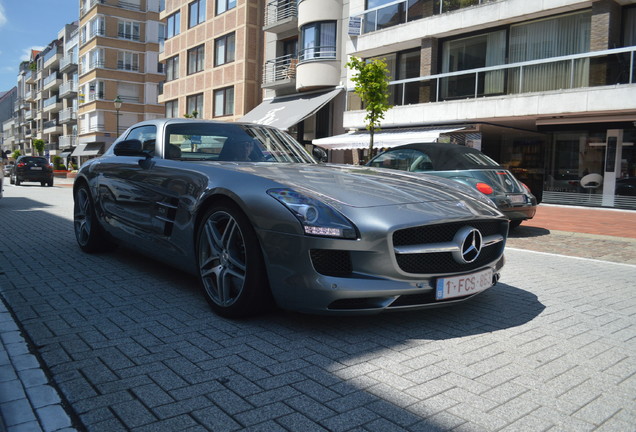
80, 60, 105, 75
60, 81, 78, 98
43, 96, 60, 108
43, 48, 61, 65
119, 1, 142, 11
81, 0, 105, 17
59, 135, 77, 149
88, 92, 105, 102
299, 46, 336, 62
354, 0, 498, 35
263, 54, 298, 84
118, 32, 141, 41
117, 61, 139, 72
347, 46, 636, 109
264, 0, 297, 27
60, 55, 78, 71
83, 123, 105, 133
43, 73, 60, 88
59, 108, 77, 123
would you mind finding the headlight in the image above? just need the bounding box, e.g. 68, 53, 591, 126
267, 188, 357, 239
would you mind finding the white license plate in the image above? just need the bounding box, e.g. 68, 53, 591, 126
508, 194, 525, 204
31, 167, 42, 170
436, 268, 493, 300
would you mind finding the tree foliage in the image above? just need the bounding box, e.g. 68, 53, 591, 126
33, 139, 45, 156
346, 56, 392, 157
12, 150, 21, 160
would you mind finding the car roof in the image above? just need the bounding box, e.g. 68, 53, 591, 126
376, 142, 502, 170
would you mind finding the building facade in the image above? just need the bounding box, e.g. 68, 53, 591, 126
315, 0, 636, 209
77, 0, 165, 164
240, 0, 349, 147
158, 0, 265, 122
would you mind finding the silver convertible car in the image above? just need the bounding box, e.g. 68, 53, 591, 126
73, 119, 509, 317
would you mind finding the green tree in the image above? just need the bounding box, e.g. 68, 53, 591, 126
346, 56, 392, 159
12, 150, 21, 160
33, 139, 45, 156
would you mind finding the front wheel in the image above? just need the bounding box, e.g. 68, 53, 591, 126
509, 220, 522, 229
74, 184, 112, 252
197, 203, 272, 318
15, 177, 20, 186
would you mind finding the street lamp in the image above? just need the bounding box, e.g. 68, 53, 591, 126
114, 95, 122, 136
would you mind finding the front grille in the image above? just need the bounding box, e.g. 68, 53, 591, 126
393, 220, 503, 246
310, 249, 352, 277
393, 220, 506, 274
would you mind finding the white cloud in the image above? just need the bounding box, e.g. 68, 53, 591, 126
0, 2, 7, 28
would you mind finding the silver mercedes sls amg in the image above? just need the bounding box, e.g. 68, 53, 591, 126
73, 119, 508, 317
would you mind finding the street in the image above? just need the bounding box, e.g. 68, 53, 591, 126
1, 181, 635, 431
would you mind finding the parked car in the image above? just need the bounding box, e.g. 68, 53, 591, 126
366, 143, 537, 228
9, 156, 54, 187
73, 119, 508, 318
0, 168, 3, 199
3, 163, 14, 177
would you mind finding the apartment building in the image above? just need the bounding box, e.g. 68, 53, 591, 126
77, 0, 165, 163
311, 0, 636, 210
158, 0, 265, 122
241, 0, 349, 146
1, 88, 18, 159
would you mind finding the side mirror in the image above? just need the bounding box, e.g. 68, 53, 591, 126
114, 139, 146, 157
312, 146, 328, 163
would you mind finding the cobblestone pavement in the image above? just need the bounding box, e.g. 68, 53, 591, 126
0, 182, 634, 431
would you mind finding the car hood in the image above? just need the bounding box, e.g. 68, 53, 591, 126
223, 162, 498, 210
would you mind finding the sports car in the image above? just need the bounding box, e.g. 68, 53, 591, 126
73, 119, 508, 317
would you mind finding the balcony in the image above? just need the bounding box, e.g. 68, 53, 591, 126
25, 70, 36, 84
353, 0, 497, 35
59, 81, 78, 98
80, 60, 105, 75
45, 142, 60, 152
264, 0, 298, 33
43, 73, 62, 91
59, 135, 77, 149
81, 0, 105, 17
60, 55, 78, 73
24, 110, 33, 121
43, 49, 62, 69
43, 119, 63, 135
24, 129, 33, 138
59, 107, 77, 124
262, 54, 297, 90
119, 1, 142, 11
43, 96, 62, 113
24, 91, 34, 102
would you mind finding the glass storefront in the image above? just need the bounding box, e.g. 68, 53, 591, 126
480, 126, 636, 210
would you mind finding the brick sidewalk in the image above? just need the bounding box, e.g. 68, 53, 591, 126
523, 204, 636, 239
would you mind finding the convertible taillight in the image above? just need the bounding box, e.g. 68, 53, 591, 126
475, 182, 493, 195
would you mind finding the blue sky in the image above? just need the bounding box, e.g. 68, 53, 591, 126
0, 0, 78, 91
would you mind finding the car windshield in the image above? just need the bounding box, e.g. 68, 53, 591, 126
164, 122, 316, 164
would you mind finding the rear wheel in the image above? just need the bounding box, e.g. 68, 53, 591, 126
9, 174, 14, 185
47, 178, 54, 187
40, 181, 45, 187
15, 177, 20, 186
74, 184, 112, 252
509, 220, 522, 229
197, 203, 272, 318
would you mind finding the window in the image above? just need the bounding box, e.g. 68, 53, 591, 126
441, 29, 506, 99
125, 125, 157, 155
118, 51, 140, 71
118, 21, 141, 41
370, 49, 420, 105
165, 100, 179, 117
88, 48, 104, 70
167, 11, 181, 38
86, 80, 105, 102
300, 21, 336, 61
89, 16, 105, 39
186, 93, 203, 117
188, 44, 205, 74
214, 33, 235, 66
213, 87, 234, 117
216, 0, 236, 15
189, 0, 206, 27
166, 55, 179, 81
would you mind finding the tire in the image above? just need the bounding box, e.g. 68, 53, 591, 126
197, 203, 272, 318
74, 184, 112, 252
15, 177, 20, 186
41, 181, 46, 187
47, 178, 54, 187
509, 220, 522, 229
9, 174, 14, 185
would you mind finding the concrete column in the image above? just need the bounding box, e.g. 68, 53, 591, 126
420, 37, 438, 103
590, 0, 622, 86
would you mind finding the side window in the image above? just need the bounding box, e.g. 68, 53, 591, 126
125, 125, 157, 156
371, 149, 429, 172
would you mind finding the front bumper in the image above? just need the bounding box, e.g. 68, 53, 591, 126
258, 215, 508, 315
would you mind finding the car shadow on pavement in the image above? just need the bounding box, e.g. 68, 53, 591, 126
0, 203, 547, 432
508, 225, 551, 238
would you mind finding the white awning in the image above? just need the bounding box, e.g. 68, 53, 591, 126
240, 88, 342, 130
312, 127, 465, 150
71, 143, 103, 157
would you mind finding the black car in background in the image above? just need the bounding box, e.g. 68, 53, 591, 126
366, 143, 537, 228
10, 156, 54, 187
